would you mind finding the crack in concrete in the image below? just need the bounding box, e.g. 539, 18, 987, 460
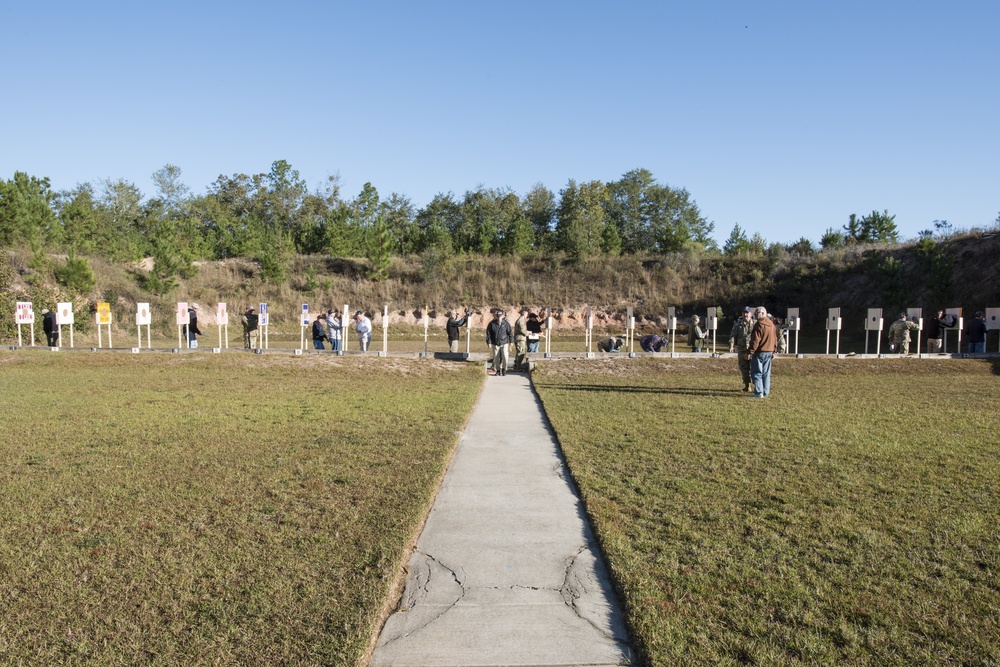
560, 544, 628, 644
378, 550, 466, 648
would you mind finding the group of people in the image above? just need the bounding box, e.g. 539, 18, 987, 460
728, 306, 778, 398
484, 308, 545, 375
311, 310, 372, 352
920, 310, 989, 354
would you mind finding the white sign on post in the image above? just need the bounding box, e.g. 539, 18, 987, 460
301, 304, 310, 327
786, 307, 801, 355
986, 308, 1000, 330
259, 303, 269, 349
218, 302, 229, 350
176, 302, 189, 349
136, 302, 151, 348
944, 307, 963, 353
865, 308, 883, 331
667, 306, 677, 355
16, 302, 34, 324
826, 307, 841, 355
15, 302, 34, 347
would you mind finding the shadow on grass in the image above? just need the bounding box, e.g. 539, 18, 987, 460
534, 383, 745, 398
991, 357, 1000, 376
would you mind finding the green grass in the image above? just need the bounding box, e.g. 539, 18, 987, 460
533, 357, 1000, 666
0, 352, 482, 666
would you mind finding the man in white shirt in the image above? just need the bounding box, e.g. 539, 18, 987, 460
354, 310, 372, 352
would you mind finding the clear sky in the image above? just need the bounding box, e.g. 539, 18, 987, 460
2, 1, 997, 246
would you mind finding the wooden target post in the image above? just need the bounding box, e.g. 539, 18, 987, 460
544, 308, 553, 358
57, 301, 75, 348
136, 303, 151, 348
299, 303, 309, 350
707, 307, 719, 355
383, 305, 389, 355
907, 308, 923, 357
15, 302, 35, 347
786, 308, 801, 355
585, 306, 594, 356
943, 307, 962, 353
176, 302, 188, 348
625, 307, 635, 356
96, 302, 113, 348
825, 308, 841, 355
341, 305, 350, 353
987, 308, 1000, 353
218, 302, 229, 349
865, 308, 882, 355
259, 303, 270, 350
667, 307, 677, 356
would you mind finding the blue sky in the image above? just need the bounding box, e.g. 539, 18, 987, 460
2, 1, 997, 246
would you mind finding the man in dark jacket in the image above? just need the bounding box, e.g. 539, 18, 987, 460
184, 303, 203, 348
485, 309, 513, 376
925, 310, 944, 354
312, 313, 327, 350
966, 311, 988, 354
446, 309, 471, 353
42, 308, 58, 346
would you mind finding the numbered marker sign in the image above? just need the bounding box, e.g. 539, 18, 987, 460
136, 303, 151, 325
57, 302, 74, 325
16, 302, 34, 324
218, 302, 229, 325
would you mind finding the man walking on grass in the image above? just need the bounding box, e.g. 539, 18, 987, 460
746, 306, 777, 398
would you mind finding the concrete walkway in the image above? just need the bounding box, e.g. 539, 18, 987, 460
371, 371, 635, 667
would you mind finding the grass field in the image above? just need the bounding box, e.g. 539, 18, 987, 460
533, 357, 1000, 666
0, 352, 482, 666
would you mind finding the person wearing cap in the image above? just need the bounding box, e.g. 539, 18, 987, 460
354, 310, 372, 352
887, 312, 919, 354
241, 307, 259, 349
526, 312, 544, 353
746, 306, 777, 398
485, 308, 513, 376
184, 303, 203, 348
689, 315, 706, 353
513, 308, 530, 370
729, 307, 754, 392
42, 308, 58, 346
325, 309, 343, 352
966, 311, 988, 354
596, 336, 624, 353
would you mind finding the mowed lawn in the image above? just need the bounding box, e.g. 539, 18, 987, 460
0, 352, 482, 666
533, 357, 1000, 666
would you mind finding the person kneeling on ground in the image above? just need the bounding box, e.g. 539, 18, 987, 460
639, 333, 666, 353
597, 336, 624, 353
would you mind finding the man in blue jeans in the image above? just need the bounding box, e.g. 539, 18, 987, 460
746, 306, 777, 398
966, 311, 988, 354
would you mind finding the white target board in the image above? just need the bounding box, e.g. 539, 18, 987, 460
707, 307, 719, 331
217, 302, 229, 326
301, 303, 310, 326
57, 302, 74, 325
260, 303, 269, 326
15, 302, 34, 324
865, 308, 883, 331
176, 302, 189, 326
136, 303, 151, 325
986, 308, 1000, 331
907, 307, 923, 329
786, 307, 800, 331
826, 307, 841, 331
667, 306, 677, 330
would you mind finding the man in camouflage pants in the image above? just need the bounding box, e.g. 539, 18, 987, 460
887, 312, 920, 354
729, 307, 754, 392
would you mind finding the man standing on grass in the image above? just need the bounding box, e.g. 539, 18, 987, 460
746, 306, 777, 398
354, 310, 372, 352
446, 308, 471, 354
966, 311, 988, 354
513, 308, 529, 371
887, 312, 920, 354
925, 310, 945, 354
729, 306, 754, 392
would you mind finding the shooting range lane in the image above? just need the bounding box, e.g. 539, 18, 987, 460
371, 372, 634, 667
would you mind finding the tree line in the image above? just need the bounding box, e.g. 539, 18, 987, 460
0, 163, 720, 285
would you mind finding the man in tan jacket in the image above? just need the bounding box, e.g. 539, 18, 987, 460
746, 306, 777, 398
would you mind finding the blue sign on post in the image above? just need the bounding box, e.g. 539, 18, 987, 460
302, 303, 310, 326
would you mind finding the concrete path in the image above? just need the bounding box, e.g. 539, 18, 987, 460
371, 371, 635, 667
